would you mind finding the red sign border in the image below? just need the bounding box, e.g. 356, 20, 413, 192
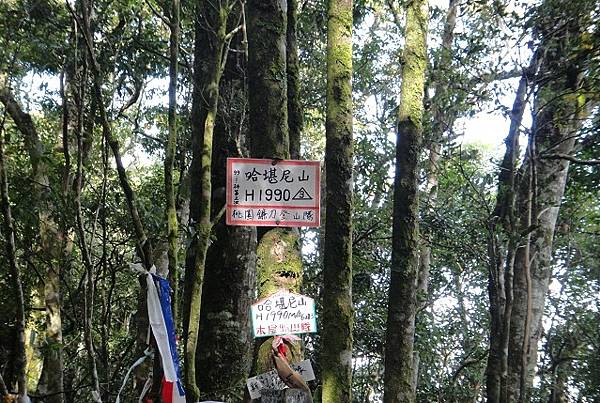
226, 158, 321, 227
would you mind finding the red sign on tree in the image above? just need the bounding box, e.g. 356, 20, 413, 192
226, 158, 320, 227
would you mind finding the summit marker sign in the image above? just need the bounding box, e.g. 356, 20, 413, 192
226, 158, 320, 227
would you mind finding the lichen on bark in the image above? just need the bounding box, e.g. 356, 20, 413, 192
321, 0, 354, 401
383, 0, 429, 401
256, 228, 303, 297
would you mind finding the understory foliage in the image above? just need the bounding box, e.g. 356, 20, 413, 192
0, 0, 598, 402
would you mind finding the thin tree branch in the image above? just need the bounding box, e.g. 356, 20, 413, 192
540, 153, 600, 165
144, 0, 171, 26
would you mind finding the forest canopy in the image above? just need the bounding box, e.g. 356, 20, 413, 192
0, 0, 598, 402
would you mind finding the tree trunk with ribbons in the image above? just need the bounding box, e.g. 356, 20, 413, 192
246, 0, 310, 401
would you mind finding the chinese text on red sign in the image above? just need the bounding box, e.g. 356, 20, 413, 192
226, 158, 320, 227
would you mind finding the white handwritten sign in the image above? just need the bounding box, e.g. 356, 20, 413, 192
226, 158, 320, 227
251, 291, 317, 337
246, 359, 315, 400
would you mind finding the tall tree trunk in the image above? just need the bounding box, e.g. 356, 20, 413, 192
486, 3, 598, 399
247, 0, 289, 160
165, 0, 180, 323
383, 0, 428, 401
196, 32, 257, 400
0, 125, 28, 401
321, 0, 354, 401
287, 0, 302, 160
247, 0, 303, 376
246, 6, 309, 402
182, 1, 238, 399
0, 84, 65, 403
74, 82, 102, 403
485, 52, 538, 403
506, 69, 592, 403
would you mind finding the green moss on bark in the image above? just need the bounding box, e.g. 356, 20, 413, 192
247, 0, 289, 160
256, 228, 302, 298
321, 0, 354, 401
383, 0, 429, 402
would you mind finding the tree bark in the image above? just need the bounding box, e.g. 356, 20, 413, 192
287, 0, 302, 160
183, 1, 238, 399
0, 124, 28, 401
165, 0, 180, 324
0, 84, 65, 403
321, 0, 354, 401
485, 52, 538, 403
246, 3, 312, 397
196, 28, 257, 400
383, 0, 429, 401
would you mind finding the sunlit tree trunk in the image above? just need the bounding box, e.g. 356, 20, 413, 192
383, 0, 428, 401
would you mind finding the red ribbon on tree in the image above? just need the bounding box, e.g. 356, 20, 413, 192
272, 334, 301, 359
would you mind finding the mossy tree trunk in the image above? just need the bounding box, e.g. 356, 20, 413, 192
287, 0, 302, 160
196, 30, 257, 400
183, 0, 240, 400
165, 0, 180, 324
247, 0, 289, 160
321, 0, 354, 401
383, 0, 428, 401
246, 4, 310, 401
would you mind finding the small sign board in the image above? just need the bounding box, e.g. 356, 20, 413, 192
251, 291, 317, 338
226, 158, 320, 227
246, 359, 315, 400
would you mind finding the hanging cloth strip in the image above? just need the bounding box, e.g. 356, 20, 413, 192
146, 272, 186, 402
115, 265, 185, 403
153, 274, 185, 399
